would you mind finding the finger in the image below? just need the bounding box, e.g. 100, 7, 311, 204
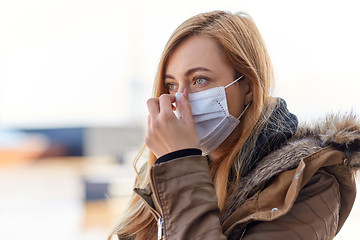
179, 88, 194, 124
159, 94, 176, 113
147, 115, 151, 127
147, 98, 160, 117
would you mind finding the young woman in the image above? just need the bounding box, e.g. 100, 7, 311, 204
110, 10, 360, 240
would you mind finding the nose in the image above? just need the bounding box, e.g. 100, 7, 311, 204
177, 81, 192, 94
177, 85, 185, 94
176, 82, 186, 94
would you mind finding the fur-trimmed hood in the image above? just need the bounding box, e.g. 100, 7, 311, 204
222, 112, 360, 222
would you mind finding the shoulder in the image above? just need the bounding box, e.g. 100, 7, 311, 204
242, 170, 341, 240
293, 112, 360, 172
259, 112, 360, 182
223, 113, 360, 235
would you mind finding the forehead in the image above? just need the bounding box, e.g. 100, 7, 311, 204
165, 35, 228, 74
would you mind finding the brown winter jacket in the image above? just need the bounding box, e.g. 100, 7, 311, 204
117, 114, 360, 240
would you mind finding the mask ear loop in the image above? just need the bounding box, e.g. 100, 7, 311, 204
223, 75, 250, 120
224, 75, 244, 89
237, 102, 251, 120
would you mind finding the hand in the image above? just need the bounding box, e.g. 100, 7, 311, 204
145, 89, 200, 158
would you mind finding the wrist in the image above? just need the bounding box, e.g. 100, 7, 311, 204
155, 148, 202, 164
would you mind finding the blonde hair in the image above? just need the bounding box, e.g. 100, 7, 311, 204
110, 10, 275, 240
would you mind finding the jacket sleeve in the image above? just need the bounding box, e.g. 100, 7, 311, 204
241, 171, 341, 240
150, 155, 227, 240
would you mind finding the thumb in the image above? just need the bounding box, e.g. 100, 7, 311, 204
179, 88, 194, 124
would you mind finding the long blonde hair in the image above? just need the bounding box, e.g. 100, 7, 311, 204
110, 10, 275, 240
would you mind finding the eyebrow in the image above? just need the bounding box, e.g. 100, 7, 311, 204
164, 67, 211, 80
185, 67, 211, 76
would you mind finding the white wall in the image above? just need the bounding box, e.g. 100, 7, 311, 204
0, 0, 359, 128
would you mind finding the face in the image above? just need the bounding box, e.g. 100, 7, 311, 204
164, 35, 253, 156
164, 35, 252, 120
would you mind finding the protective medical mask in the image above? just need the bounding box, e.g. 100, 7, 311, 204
175, 75, 249, 156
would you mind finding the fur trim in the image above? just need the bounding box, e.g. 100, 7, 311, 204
296, 112, 360, 170
319, 113, 360, 169
221, 113, 360, 222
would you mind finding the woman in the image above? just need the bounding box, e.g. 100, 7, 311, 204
110, 10, 360, 240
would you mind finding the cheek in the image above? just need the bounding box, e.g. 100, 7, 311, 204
226, 87, 245, 118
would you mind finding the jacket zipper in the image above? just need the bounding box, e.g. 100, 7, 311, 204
134, 189, 164, 239
133, 179, 164, 239
150, 168, 165, 239
133, 188, 161, 217
157, 217, 163, 239
239, 226, 247, 240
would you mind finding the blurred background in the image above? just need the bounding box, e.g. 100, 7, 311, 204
0, 0, 359, 239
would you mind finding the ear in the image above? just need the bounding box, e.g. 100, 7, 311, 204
239, 77, 253, 106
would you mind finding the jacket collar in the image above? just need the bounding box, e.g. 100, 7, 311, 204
221, 109, 360, 223
241, 98, 298, 173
